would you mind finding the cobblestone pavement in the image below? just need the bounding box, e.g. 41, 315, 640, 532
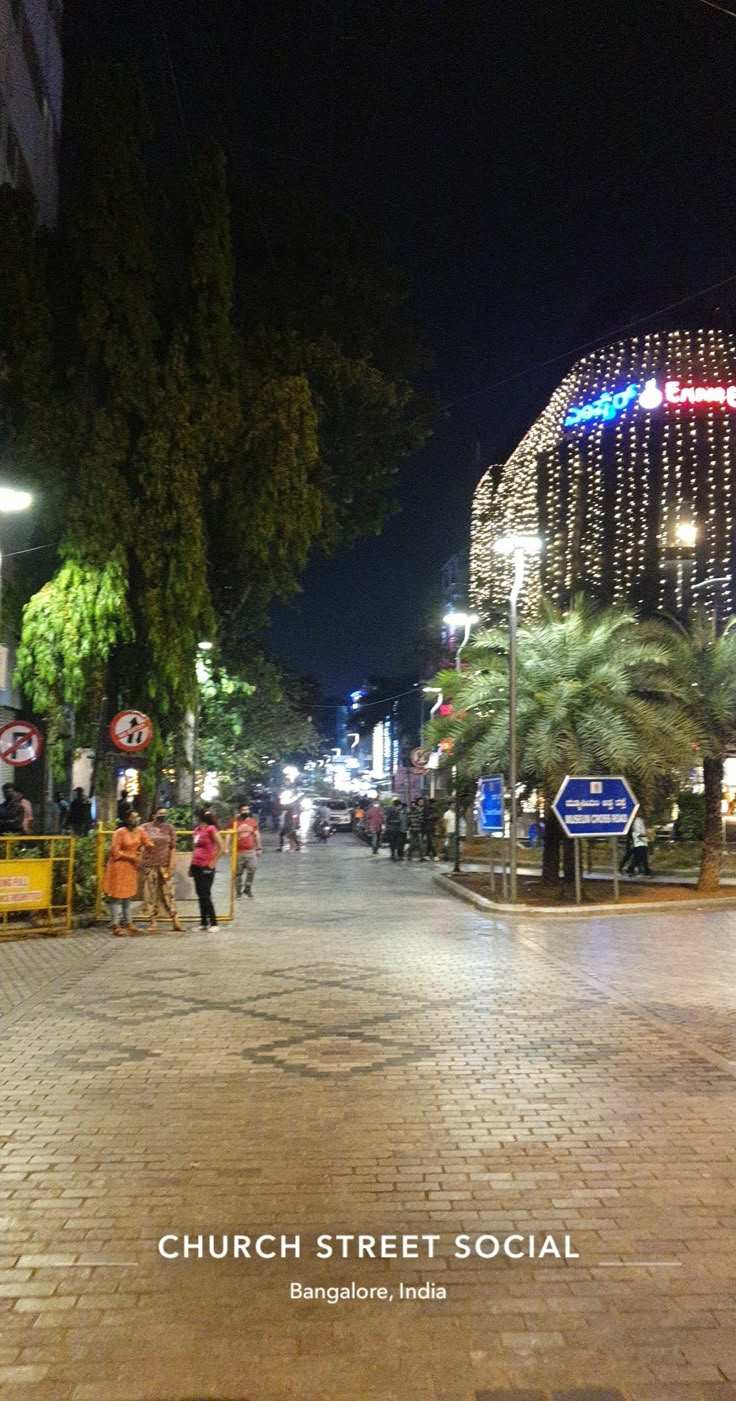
1, 837, 736, 1400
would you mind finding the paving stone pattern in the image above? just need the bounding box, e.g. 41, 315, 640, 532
1, 839, 736, 1400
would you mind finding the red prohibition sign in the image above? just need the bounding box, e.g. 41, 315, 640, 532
0, 720, 43, 766
109, 710, 154, 753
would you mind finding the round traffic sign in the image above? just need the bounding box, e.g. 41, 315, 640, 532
410, 746, 431, 770
0, 720, 43, 766
109, 710, 154, 753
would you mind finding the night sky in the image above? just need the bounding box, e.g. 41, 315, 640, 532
68, 0, 736, 694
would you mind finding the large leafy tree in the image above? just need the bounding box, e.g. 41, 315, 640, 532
427, 599, 692, 886
11, 63, 433, 793
195, 654, 319, 799
646, 611, 736, 892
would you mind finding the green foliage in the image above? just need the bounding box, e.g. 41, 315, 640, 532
16, 553, 132, 712
196, 653, 319, 797
427, 598, 693, 803
676, 791, 705, 842
70, 834, 99, 913
642, 609, 736, 888
9, 64, 433, 782
644, 610, 736, 761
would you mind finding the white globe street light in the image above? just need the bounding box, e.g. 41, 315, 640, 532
492, 533, 543, 903
0, 488, 32, 513
443, 610, 479, 671
442, 609, 479, 871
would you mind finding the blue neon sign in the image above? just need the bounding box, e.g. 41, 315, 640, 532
564, 382, 639, 429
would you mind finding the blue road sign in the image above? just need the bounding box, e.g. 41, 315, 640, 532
476, 775, 504, 835
552, 775, 638, 839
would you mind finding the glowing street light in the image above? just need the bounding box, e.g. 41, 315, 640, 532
443, 610, 479, 670
442, 609, 479, 872
0, 488, 32, 513
0, 486, 32, 636
492, 534, 543, 902
676, 522, 697, 549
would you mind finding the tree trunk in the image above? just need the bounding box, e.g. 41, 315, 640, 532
176, 709, 196, 808
697, 755, 723, 892
542, 809, 562, 885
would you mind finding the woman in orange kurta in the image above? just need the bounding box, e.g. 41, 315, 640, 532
103, 810, 153, 936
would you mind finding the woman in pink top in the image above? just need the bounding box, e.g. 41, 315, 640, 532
191, 808, 225, 930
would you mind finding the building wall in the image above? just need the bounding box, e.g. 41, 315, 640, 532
470, 329, 736, 622
0, 0, 62, 226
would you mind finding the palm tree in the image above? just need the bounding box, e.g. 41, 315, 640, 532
647, 610, 736, 892
427, 598, 692, 888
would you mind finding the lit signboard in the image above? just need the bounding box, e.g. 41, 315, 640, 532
372, 722, 385, 779
564, 376, 736, 431
564, 383, 639, 428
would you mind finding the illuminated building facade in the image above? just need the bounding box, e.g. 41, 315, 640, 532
470, 329, 736, 622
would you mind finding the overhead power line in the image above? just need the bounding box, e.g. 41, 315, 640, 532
692, 0, 736, 19
446, 270, 736, 408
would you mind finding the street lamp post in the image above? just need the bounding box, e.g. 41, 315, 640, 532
191, 639, 214, 822
443, 610, 478, 872
423, 686, 443, 799
492, 535, 542, 902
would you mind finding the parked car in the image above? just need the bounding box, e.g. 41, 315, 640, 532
327, 799, 352, 831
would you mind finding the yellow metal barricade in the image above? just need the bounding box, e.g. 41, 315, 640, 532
95, 825, 237, 927
0, 834, 75, 938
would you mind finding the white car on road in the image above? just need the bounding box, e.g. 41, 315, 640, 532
327, 800, 352, 831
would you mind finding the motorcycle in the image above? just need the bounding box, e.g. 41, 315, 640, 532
314, 815, 331, 843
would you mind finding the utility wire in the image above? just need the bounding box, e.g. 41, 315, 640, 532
310, 684, 425, 710
692, 0, 736, 18
446, 270, 736, 407
2, 544, 56, 558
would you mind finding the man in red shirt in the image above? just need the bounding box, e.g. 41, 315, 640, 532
364, 800, 384, 855
235, 803, 262, 898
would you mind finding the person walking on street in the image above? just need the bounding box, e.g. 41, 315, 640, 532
0, 784, 24, 835
18, 792, 32, 834
191, 808, 225, 930
422, 797, 438, 861
116, 789, 133, 825
407, 799, 426, 861
235, 803, 262, 896
442, 803, 455, 861
69, 787, 91, 837
364, 799, 384, 854
398, 803, 409, 860
619, 827, 635, 874
280, 805, 301, 851
384, 798, 402, 861
630, 813, 652, 876
140, 806, 183, 932
103, 810, 153, 936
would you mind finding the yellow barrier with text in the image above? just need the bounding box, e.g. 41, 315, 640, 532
0, 836, 75, 938
0, 859, 52, 911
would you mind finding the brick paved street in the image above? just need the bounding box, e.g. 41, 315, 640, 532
1, 836, 736, 1400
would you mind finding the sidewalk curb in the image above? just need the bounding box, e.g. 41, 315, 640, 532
432, 871, 736, 919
